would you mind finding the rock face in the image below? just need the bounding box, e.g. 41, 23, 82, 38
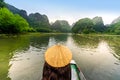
6, 4, 51, 32
108, 17, 120, 34
51, 20, 71, 32
28, 13, 50, 30
111, 16, 120, 24
6, 4, 72, 32
72, 18, 94, 33
6, 4, 28, 19
92, 16, 105, 32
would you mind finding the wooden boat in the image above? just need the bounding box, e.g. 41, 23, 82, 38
70, 60, 86, 80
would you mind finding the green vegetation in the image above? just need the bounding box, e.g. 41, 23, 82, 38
7, 4, 51, 32
72, 16, 120, 35
51, 20, 71, 32
28, 13, 51, 32
72, 34, 120, 60
72, 34, 99, 48
0, 0, 5, 8
6, 4, 71, 33
92, 16, 106, 32
0, 8, 30, 34
72, 18, 94, 34
71, 17, 106, 34
0, 36, 30, 80
0, 0, 120, 34
106, 22, 120, 35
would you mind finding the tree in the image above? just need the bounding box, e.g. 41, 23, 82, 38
92, 16, 106, 32
0, 8, 14, 33
0, 0, 5, 8
6, 4, 52, 32
14, 14, 29, 33
51, 20, 71, 32
72, 18, 94, 34
107, 22, 120, 35
0, 8, 30, 34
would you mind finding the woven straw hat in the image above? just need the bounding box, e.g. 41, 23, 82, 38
45, 44, 72, 67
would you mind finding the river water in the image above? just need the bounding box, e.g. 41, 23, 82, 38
0, 33, 120, 80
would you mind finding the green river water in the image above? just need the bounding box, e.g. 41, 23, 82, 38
0, 33, 120, 80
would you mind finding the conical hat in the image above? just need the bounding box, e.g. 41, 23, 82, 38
45, 44, 72, 67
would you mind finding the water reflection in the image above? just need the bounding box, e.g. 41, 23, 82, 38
72, 35, 99, 48
48, 34, 68, 46
96, 40, 113, 54
72, 35, 120, 60
104, 36, 120, 60
9, 46, 45, 80
8, 35, 51, 80
30, 35, 49, 48
0, 34, 120, 80
51, 34, 68, 42
0, 36, 30, 80
8, 34, 69, 80
71, 35, 120, 80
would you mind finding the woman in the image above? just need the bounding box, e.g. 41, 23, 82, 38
42, 44, 72, 80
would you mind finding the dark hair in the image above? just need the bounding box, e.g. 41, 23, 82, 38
42, 61, 71, 80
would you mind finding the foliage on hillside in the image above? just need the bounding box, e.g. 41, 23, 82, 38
7, 4, 51, 32
0, 8, 30, 34
28, 13, 51, 32
0, 0, 6, 8
106, 22, 120, 35
72, 16, 120, 35
92, 16, 106, 32
72, 18, 94, 34
1, 0, 120, 34
51, 20, 71, 32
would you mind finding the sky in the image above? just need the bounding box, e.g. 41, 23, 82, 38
5, 0, 120, 25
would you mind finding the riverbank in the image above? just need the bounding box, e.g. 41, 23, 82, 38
72, 33, 120, 36
0, 32, 71, 37
0, 32, 120, 38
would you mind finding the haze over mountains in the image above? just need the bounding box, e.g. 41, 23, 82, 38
111, 16, 120, 24
6, 3, 120, 26
6, 4, 71, 32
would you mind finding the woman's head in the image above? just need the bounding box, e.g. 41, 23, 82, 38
42, 44, 72, 80
45, 44, 72, 67
42, 62, 71, 80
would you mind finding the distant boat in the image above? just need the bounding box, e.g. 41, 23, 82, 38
70, 60, 86, 80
